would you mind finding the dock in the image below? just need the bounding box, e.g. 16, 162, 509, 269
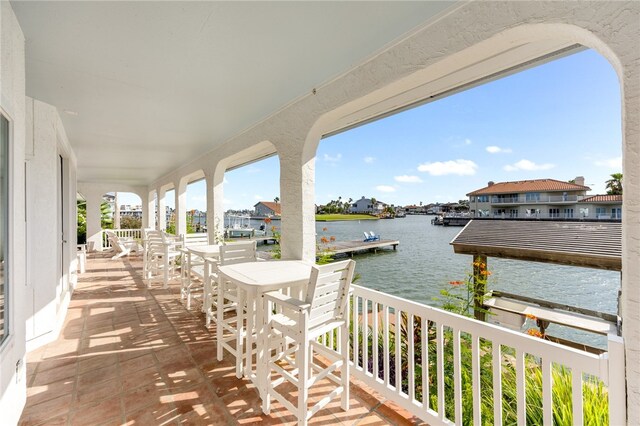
320, 239, 399, 257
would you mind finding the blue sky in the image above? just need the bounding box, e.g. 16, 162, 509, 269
120, 49, 621, 211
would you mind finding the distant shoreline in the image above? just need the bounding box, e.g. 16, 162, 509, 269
315, 214, 378, 222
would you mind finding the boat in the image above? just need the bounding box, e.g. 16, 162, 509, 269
224, 214, 256, 238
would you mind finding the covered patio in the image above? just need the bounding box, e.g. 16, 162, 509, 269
1, 1, 638, 425
19, 253, 418, 425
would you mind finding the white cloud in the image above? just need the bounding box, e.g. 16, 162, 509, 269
323, 153, 342, 163
464, 138, 472, 145
394, 175, 423, 183
375, 185, 396, 193
417, 159, 478, 176
223, 177, 229, 184
363, 156, 375, 164
253, 195, 263, 200
503, 159, 555, 172
486, 145, 512, 154
594, 156, 622, 169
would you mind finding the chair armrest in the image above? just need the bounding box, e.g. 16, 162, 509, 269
263, 291, 310, 311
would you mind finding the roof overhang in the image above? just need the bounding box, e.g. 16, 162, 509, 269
450, 219, 622, 271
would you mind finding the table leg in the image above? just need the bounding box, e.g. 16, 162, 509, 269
245, 288, 257, 379
203, 260, 210, 320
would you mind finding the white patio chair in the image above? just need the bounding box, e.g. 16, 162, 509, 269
179, 233, 209, 309
261, 259, 356, 425
145, 230, 182, 288
105, 230, 140, 259
216, 241, 257, 372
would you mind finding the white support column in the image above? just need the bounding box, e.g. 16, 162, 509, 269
85, 192, 103, 252
113, 192, 120, 229
140, 191, 149, 229
278, 142, 316, 262
176, 179, 187, 237
157, 188, 166, 231
207, 166, 225, 244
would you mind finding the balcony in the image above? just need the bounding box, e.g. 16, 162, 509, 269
489, 195, 584, 205
20, 250, 624, 425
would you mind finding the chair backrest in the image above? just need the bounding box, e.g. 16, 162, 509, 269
305, 259, 355, 329
105, 230, 122, 252
220, 240, 257, 265
363, 232, 370, 239
181, 232, 209, 248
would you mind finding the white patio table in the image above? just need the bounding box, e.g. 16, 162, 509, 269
185, 244, 221, 313
216, 260, 313, 390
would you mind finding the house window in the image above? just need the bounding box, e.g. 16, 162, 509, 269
0, 114, 9, 345
526, 192, 541, 202
549, 208, 560, 218
510, 209, 518, 218
477, 195, 489, 202
596, 207, 607, 218
612, 208, 622, 219
580, 207, 589, 218
494, 209, 506, 217
563, 208, 574, 218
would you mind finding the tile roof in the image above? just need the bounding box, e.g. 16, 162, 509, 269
255, 201, 281, 215
467, 179, 590, 196
579, 194, 623, 203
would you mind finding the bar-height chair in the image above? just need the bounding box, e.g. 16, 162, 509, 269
216, 240, 258, 373
261, 259, 356, 426
145, 230, 182, 288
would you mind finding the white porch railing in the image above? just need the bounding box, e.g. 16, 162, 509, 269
99, 228, 143, 250
320, 285, 625, 426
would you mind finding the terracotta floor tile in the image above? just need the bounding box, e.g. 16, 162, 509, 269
74, 376, 121, 406
122, 365, 163, 391
26, 377, 76, 407
69, 396, 122, 426
124, 399, 179, 425
21, 393, 73, 425
77, 352, 119, 375
31, 361, 78, 386
122, 380, 170, 414
77, 362, 119, 389
120, 352, 155, 375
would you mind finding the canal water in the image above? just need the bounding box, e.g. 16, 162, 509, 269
254, 215, 619, 347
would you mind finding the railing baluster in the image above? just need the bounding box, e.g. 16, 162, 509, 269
395, 308, 401, 394
492, 342, 502, 425
542, 359, 553, 425
363, 298, 369, 376
437, 323, 445, 420
383, 305, 390, 387
472, 335, 481, 426
453, 328, 462, 425
421, 316, 429, 410
572, 369, 583, 425
516, 349, 525, 425
353, 296, 360, 370
372, 302, 379, 382
408, 313, 415, 403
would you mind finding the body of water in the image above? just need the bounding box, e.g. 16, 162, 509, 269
255, 215, 619, 347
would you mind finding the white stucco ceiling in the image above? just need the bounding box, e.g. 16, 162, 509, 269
11, 1, 457, 185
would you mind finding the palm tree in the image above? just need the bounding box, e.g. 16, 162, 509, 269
606, 173, 623, 195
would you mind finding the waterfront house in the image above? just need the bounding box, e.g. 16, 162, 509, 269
350, 196, 385, 214
253, 201, 282, 218
2, 2, 639, 425
465, 176, 622, 219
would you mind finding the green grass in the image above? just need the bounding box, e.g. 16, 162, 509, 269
315, 214, 378, 221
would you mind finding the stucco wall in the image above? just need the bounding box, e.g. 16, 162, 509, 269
0, 2, 27, 424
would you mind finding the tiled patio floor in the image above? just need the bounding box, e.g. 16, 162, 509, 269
19, 253, 424, 425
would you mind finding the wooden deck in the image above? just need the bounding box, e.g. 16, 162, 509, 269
320, 239, 399, 257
